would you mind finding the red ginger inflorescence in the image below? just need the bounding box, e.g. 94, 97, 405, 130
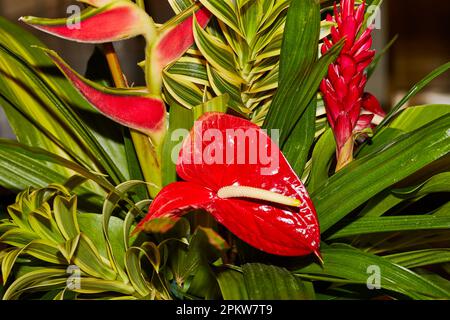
320, 0, 385, 171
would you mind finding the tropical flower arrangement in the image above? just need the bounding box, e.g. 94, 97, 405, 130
0, 0, 449, 300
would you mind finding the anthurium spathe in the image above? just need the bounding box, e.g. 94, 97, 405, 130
137, 113, 321, 257
20, 1, 157, 44
43, 49, 166, 143
320, 0, 385, 171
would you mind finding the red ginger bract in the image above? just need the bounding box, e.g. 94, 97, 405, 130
320, 0, 385, 171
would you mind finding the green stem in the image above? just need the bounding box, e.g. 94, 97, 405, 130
335, 137, 354, 172
103, 43, 162, 197
136, 0, 146, 10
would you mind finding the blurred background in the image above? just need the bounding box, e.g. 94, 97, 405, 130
0, 0, 449, 138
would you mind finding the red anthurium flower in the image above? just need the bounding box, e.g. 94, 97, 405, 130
136, 113, 321, 257
20, 1, 157, 43
320, 0, 385, 171
44, 49, 166, 143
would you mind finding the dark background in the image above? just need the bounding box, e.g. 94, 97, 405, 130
0, 0, 449, 138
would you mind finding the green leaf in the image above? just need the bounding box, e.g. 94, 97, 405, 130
163, 71, 204, 109
123, 129, 148, 201
125, 247, 152, 297
295, 244, 450, 299
238, 0, 273, 44
264, 40, 343, 145
102, 180, 148, 281
358, 190, 404, 218
53, 195, 80, 241
263, 0, 323, 146
24, 240, 66, 264
166, 57, 209, 86
307, 128, 335, 193
72, 233, 116, 280
1, 248, 24, 283
385, 249, 450, 269
377, 63, 450, 128
168, 0, 194, 13
0, 18, 127, 186
123, 200, 152, 250
328, 215, 450, 240
360, 104, 450, 157
196, 227, 229, 252
206, 65, 243, 109
77, 213, 126, 276
198, 0, 242, 36
28, 209, 65, 244
2, 268, 68, 300
392, 172, 450, 197
0, 139, 113, 201
217, 268, 249, 300
72, 277, 135, 295
0, 229, 39, 247
193, 17, 241, 83
314, 115, 450, 233
242, 263, 315, 300
278, 0, 320, 84
161, 102, 194, 186
282, 99, 317, 176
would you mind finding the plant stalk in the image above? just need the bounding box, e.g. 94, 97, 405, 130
335, 137, 354, 172
135, 0, 146, 10
103, 43, 162, 197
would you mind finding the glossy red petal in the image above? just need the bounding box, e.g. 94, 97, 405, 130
44, 49, 165, 137
136, 181, 214, 230
137, 183, 318, 256
362, 92, 386, 117
354, 113, 375, 132
334, 114, 353, 149
21, 2, 154, 43
338, 54, 356, 82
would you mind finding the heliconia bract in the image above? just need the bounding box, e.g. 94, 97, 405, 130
43, 49, 166, 142
20, 1, 157, 44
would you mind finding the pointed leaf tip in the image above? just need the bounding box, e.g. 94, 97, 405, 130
21, 1, 156, 44
154, 5, 211, 68
146, 5, 211, 93
42, 48, 166, 140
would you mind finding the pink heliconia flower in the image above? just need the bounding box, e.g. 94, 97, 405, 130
43, 49, 167, 143
20, 1, 157, 43
21, 2, 211, 144
320, 0, 385, 170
